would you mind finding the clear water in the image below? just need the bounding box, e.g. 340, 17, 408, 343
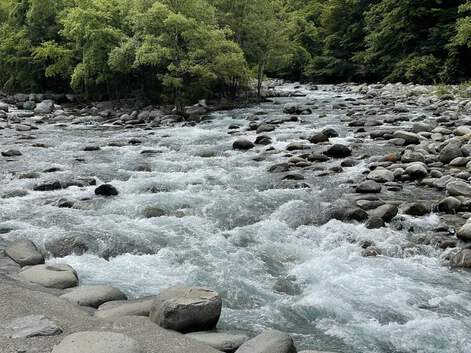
1, 85, 470, 353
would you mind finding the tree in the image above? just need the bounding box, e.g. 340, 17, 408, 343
457, 2, 471, 48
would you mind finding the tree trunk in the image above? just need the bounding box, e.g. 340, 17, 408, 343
257, 59, 265, 101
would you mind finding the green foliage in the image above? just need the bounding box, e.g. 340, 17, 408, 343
1, 0, 471, 99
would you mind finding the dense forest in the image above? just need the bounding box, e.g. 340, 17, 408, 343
0, 0, 471, 103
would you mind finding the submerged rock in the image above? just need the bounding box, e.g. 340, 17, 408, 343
95, 184, 119, 196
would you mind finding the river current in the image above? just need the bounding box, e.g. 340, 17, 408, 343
1, 84, 470, 352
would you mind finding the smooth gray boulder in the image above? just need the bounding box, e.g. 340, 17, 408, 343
446, 181, 471, 197
186, 332, 249, 352
61, 285, 127, 308
369, 204, 398, 222
439, 142, 462, 164
149, 286, 222, 333
457, 223, 471, 241
356, 180, 381, 193
0, 315, 61, 338
34, 100, 54, 114
367, 168, 394, 183
51, 331, 142, 353
19, 264, 78, 289
5, 239, 44, 266
95, 297, 155, 319
235, 329, 296, 353
405, 163, 428, 179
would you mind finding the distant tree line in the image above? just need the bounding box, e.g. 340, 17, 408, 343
0, 0, 470, 102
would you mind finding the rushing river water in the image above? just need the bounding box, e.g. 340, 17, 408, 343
1, 84, 471, 353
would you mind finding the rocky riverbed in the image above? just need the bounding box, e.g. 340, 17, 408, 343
1, 82, 471, 353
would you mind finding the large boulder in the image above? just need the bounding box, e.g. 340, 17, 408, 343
61, 285, 127, 308
324, 144, 351, 158
19, 264, 78, 289
149, 286, 222, 333
308, 132, 329, 144
235, 329, 296, 353
186, 332, 249, 353
5, 239, 44, 267
34, 100, 54, 114
51, 331, 142, 353
446, 181, 471, 197
0, 315, 61, 338
437, 196, 461, 213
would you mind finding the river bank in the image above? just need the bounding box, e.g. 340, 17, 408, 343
1, 82, 471, 353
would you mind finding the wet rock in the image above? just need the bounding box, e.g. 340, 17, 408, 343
255, 135, 272, 145
83, 145, 101, 151
450, 249, 471, 267
186, 332, 249, 353
34, 181, 62, 191
273, 277, 301, 296
286, 142, 305, 151
45, 236, 88, 257
401, 151, 425, 163
1, 189, 28, 198
2, 149, 22, 157
439, 142, 462, 164
95, 184, 119, 196
324, 144, 351, 158
0, 315, 61, 338
283, 103, 311, 115
403, 203, 430, 216
367, 167, 394, 183
437, 196, 461, 213
366, 217, 385, 229
446, 180, 471, 197
19, 264, 78, 289
5, 239, 44, 267
341, 158, 359, 167
235, 329, 296, 353
268, 163, 290, 173
362, 246, 382, 257
308, 132, 329, 144
282, 173, 304, 181
149, 286, 222, 333
356, 180, 381, 193
61, 285, 127, 308
95, 297, 155, 319
370, 204, 398, 222
51, 331, 142, 353
233, 138, 254, 150
405, 163, 428, 179
393, 131, 419, 145
256, 124, 275, 134
321, 127, 339, 137
143, 206, 166, 218
330, 207, 368, 222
